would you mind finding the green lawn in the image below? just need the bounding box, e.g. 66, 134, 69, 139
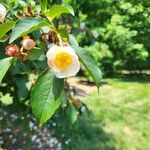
57, 78, 150, 150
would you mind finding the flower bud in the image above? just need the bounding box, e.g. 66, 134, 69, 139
0, 4, 7, 23
41, 33, 49, 42
19, 52, 28, 61
22, 36, 36, 50
48, 31, 59, 44
5, 44, 19, 57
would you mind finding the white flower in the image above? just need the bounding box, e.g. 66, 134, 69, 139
46, 45, 80, 78
0, 4, 7, 23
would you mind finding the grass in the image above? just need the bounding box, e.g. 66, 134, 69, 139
55, 77, 150, 150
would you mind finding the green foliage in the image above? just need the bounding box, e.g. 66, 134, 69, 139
69, 35, 102, 88
0, 57, 13, 83
53, 78, 150, 150
66, 105, 78, 125
0, 0, 103, 126
67, 0, 150, 75
46, 4, 74, 20
72, 45, 102, 89
28, 48, 45, 61
0, 21, 15, 39
9, 17, 49, 43
40, 0, 47, 13
31, 68, 64, 126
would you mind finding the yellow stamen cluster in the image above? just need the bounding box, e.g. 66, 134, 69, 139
54, 51, 72, 70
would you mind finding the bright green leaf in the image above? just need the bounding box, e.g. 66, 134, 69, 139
0, 35, 9, 42
0, 21, 15, 39
41, 0, 47, 13
0, 57, 13, 83
0, 93, 13, 105
31, 68, 64, 126
46, 4, 74, 20
9, 17, 49, 43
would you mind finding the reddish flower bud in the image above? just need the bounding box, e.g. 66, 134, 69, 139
5, 44, 19, 57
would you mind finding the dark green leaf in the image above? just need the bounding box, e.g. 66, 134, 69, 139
9, 17, 49, 43
70, 45, 102, 89
69, 35, 102, 88
0, 21, 15, 39
0, 57, 13, 83
66, 105, 78, 125
46, 4, 74, 20
59, 26, 69, 40
31, 68, 64, 126
15, 75, 30, 101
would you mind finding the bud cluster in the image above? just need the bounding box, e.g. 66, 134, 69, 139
5, 36, 36, 61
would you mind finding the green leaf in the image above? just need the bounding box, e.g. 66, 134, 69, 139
70, 44, 102, 89
59, 26, 69, 40
69, 34, 79, 47
41, 0, 47, 13
15, 75, 30, 101
0, 93, 13, 105
18, 0, 27, 7
66, 105, 78, 125
0, 21, 15, 39
28, 48, 45, 61
0, 57, 13, 83
0, 35, 9, 42
69, 35, 102, 88
31, 68, 64, 126
9, 17, 49, 43
46, 4, 74, 20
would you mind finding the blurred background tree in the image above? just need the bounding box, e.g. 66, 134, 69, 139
59, 0, 150, 76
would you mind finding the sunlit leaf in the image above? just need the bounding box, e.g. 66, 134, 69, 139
9, 17, 49, 43
0, 21, 15, 39
46, 4, 74, 20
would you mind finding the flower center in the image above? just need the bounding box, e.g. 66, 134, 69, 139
54, 51, 73, 70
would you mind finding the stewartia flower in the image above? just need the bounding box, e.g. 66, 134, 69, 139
5, 44, 19, 57
0, 3, 7, 23
46, 45, 80, 78
21, 36, 36, 50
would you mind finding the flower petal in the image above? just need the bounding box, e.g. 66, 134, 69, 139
0, 4, 7, 23
46, 45, 80, 78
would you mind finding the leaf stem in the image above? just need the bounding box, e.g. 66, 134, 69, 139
44, 15, 63, 46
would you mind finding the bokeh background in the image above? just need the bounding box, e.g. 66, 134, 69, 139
0, 0, 150, 149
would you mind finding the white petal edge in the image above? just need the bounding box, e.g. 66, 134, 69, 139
0, 4, 7, 23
